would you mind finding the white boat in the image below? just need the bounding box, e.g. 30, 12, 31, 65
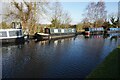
0, 28, 25, 43
0, 22, 25, 44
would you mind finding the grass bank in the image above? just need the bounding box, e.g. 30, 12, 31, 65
86, 45, 120, 79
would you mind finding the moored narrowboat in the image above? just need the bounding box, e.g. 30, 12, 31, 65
107, 28, 120, 33
34, 28, 77, 41
0, 29, 25, 44
0, 22, 25, 44
84, 27, 104, 35
84, 27, 120, 35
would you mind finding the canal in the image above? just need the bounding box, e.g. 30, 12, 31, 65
2, 34, 120, 78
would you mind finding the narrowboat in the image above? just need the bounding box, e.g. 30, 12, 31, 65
84, 27, 120, 35
34, 28, 77, 41
107, 28, 120, 33
84, 27, 104, 35
0, 22, 25, 44
0, 29, 25, 44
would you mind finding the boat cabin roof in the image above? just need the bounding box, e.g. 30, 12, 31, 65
0, 28, 22, 32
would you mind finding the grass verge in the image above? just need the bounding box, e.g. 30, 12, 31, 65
86, 45, 120, 79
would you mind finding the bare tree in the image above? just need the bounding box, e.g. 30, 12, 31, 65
83, 0, 107, 27
60, 11, 72, 28
95, 1, 107, 27
3, 0, 49, 34
86, 2, 96, 23
50, 2, 72, 28
82, 18, 91, 28
49, 2, 62, 28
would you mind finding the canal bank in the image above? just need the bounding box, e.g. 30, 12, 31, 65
86, 45, 120, 79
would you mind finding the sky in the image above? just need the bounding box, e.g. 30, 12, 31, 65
60, 2, 119, 24
0, 0, 119, 24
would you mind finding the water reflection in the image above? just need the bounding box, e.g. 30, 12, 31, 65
2, 33, 120, 78
84, 33, 120, 40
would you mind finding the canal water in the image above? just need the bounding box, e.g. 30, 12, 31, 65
2, 34, 120, 78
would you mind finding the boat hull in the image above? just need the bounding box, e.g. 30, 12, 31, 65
0, 37, 25, 44
34, 33, 76, 41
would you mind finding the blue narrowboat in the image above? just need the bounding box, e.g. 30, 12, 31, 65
84, 27, 120, 35
108, 28, 120, 33
84, 27, 104, 35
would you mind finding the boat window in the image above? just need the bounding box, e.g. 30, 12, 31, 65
68, 29, 70, 32
0, 31, 7, 37
72, 29, 75, 33
9, 31, 17, 36
58, 29, 61, 33
54, 29, 58, 33
64, 29, 67, 33
9, 30, 22, 37
61, 29, 64, 33
50, 29, 54, 34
